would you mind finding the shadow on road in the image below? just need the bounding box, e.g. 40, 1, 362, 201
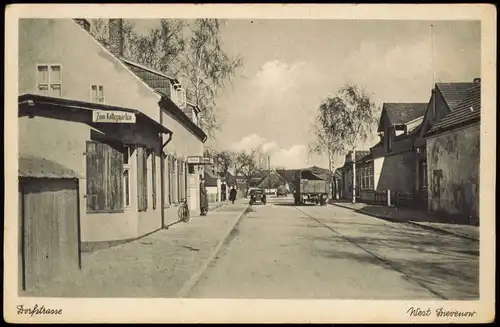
300, 217, 479, 299
336, 203, 477, 227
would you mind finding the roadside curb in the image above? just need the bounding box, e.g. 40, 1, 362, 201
331, 203, 479, 242
175, 203, 251, 298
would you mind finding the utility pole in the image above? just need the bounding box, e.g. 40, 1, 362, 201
431, 24, 436, 117
268, 155, 271, 190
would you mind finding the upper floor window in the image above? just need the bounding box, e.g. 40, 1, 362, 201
37, 64, 62, 97
90, 84, 105, 103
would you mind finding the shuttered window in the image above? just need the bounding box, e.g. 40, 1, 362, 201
151, 149, 157, 210
86, 141, 124, 213
168, 155, 175, 205
137, 146, 148, 212
177, 159, 182, 201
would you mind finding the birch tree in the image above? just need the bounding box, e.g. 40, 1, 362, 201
180, 19, 243, 139
309, 122, 345, 199
315, 84, 377, 203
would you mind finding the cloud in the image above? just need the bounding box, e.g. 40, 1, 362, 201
229, 134, 309, 169
253, 60, 319, 96
229, 133, 266, 152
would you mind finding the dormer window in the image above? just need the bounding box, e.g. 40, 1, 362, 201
171, 83, 186, 108
395, 125, 406, 137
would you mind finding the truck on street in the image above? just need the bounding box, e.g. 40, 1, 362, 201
293, 169, 328, 206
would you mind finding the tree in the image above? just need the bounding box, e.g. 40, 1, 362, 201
315, 84, 378, 203
90, 19, 243, 140
204, 148, 236, 181
126, 19, 186, 76
179, 19, 243, 139
309, 122, 345, 199
89, 19, 136, 57
234, 148, 264, 190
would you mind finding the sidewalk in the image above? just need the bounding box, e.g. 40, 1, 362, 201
22, 199, 250, 298
329, 200, 479, 241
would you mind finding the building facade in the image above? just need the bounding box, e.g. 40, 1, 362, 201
423, 83, 480, 225
18, 18, 208, 290
369, 103, 428, 204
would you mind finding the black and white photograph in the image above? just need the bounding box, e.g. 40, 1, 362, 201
4, 3, 495, 324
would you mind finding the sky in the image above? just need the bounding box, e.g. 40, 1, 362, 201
132, 19, 481, 169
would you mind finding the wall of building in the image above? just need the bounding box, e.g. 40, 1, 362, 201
19, 18, 205, 238
426, 123, 480, 223
340, 162, 374, 201
374, 151, 416, 194
161, 109, 204, 220
18, 19, 161, 121
19, 110, 162, 243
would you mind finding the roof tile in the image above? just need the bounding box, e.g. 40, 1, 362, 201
383, 103, 428, 125
427, 84, 481, 135
436, 82, 476, 110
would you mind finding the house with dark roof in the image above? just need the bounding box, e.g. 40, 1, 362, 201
422, 83, 480, 225
255, 169, 289, 193
413, 79, 479, 210
365, 102, 428, 205
337, 150, 373, 201
17, 19, 209, 291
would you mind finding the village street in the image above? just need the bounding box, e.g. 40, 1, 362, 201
187, 196, 479, 300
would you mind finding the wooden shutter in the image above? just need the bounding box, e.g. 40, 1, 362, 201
107, 145, 123, 211
137, 146, 148, 211
86, 141, 123, 213
177, 159, 181, 201
151, 149, 157, 210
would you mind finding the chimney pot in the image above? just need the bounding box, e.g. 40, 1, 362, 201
109, 19, 124, 57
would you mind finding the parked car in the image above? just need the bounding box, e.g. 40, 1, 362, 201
249, 188, 267, 205
246, 187, 260, 198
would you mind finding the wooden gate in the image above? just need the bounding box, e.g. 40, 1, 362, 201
20, 178, 80, 291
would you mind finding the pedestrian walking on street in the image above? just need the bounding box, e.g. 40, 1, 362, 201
229, 186, 237, 204
200, 177, 209, 216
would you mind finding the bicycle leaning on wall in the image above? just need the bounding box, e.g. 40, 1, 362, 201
177, 198, 190, 223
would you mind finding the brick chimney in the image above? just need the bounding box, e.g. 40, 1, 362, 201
73, 18, 90, 32
108, 19, 124, 57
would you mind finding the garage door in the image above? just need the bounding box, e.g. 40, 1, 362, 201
21, 178, 80, 291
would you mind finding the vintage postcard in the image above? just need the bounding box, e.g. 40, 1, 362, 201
4, 3, 496, 324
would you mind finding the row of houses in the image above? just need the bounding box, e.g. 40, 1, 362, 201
335, 79, 481, 226
209, 166, 332, 198
17, 19, 212, 291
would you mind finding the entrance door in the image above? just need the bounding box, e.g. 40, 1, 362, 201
21, 179, 80, 290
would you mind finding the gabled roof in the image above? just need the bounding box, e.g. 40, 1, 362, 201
436, 82, 476, 111
347, 150, 371, 162
425, 84, 481, 137
382, 103, 428, 126
256, 170, 288, 188
341, 150, 371, 168
75, 20, 207, 142
276, 169, 297, 183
